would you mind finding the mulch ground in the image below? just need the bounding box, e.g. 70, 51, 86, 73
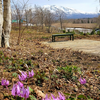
0, 33, 100, 100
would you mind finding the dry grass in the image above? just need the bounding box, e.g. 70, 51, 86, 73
53, 23, 97, 29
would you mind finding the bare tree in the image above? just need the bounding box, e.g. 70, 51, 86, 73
0, 0, 11, 48
0, 0, 3, 47
24, 8, 33, 27
56, 10, 66, 30
44, 9, 54, 33
34, 5, 45, 30
12, 0, 31, 45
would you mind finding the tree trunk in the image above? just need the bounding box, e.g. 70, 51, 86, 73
3, 0, 11, 48
60, 17, 62, 30
0, 0, 3, 47
17, 19, 21, 45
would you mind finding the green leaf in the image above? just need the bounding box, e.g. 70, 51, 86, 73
66, 98, 75, 100
29, 95, 37, 100
87, 96, 93, 100
71, 94, 76, 97
38, 80, 41, 83
12, 72, 18, 77
44, 77, 49, 80
3, 70, 6, 72
72, 76, 77, 81
64, 93, 70, 96
8, 66, 13, 69
77, 68, 82, 74
29, 87, 33, 93
77, 95, 87, 99
31, 64, 34, 68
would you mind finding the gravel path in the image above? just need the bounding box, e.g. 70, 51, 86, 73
42, 39, 100, 56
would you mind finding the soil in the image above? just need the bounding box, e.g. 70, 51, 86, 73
42, 39, 100, 56
0, 33, 100, 100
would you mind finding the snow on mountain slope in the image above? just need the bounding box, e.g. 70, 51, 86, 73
43, 5, 99, 19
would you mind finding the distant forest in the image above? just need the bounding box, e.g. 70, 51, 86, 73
69, 18, 97, 24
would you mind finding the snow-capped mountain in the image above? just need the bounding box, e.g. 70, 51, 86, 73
43, 5, 99, 19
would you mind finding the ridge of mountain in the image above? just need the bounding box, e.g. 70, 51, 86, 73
43, 5, 99, 19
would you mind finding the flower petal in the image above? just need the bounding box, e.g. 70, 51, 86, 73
17, 81, 23, 87
58, 92, 65, 100
11, 84, 16, 96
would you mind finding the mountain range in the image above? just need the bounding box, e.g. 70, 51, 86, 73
43, 5, 99, 19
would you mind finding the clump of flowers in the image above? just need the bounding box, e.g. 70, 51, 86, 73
1, 70, 66, 100
12, 82, 29, 99
20, 86, 29, 99
12, 83, 21, 96
18, 70, 34, 81
11, 70, 34, 99
1, 70, 34, 99
29, 70, 34, 78
19, 71, 27, 81
1, 78, 9, 87
79, 77, 86, 84
42, 92, 65, 100
1, 78, 9, 93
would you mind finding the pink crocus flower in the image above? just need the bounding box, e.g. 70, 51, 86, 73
79, 77, 86, 84
20, 86, 29, 99
58, 92, 65, 100
17, 81, 23, 87
11, 84, 21, 96
1, 78, 9, 87
19, 71, 27, 81
29, 70, 34, 78
12, 82, 29, 99
23, 86, 29, 99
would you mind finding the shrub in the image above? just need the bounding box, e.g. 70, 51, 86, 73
90, 29, 96, 35
97, 31, 100, 35
72, 30, 75, 34
80, 32, 84, 35
62, 30, 66, 33
87, 32, 90, 35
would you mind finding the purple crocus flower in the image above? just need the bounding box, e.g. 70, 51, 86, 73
19, 71, 27, 81
29, 70, 34, 78
1, 78, 9, 87
11, 84, 21, 96
20, 86, 29, 99
79, 77, 86, 84
24, 87, 29, 99
58, 92, 65, 100
17, 81, 23, 87
12, 82, 29, 99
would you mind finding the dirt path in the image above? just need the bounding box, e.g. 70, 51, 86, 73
42, 39, 100, 56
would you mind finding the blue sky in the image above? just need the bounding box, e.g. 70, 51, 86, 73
12, 0, 99, 13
